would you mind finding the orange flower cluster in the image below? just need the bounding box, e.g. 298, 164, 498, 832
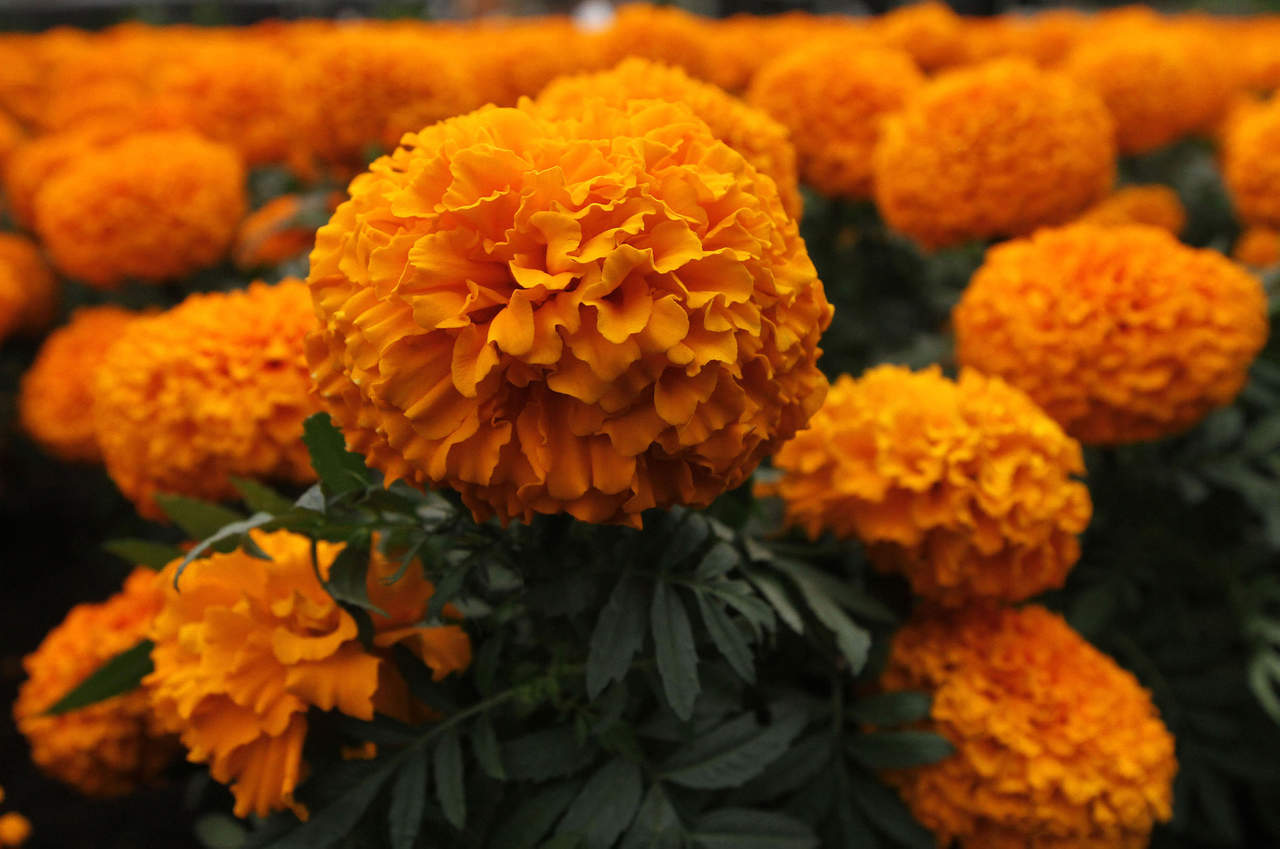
881, 605, 1177, 849
764, 366, 1091, 606
307, 101, 831, 526
749, 41, 923, 200
1074, 184, 1186, 234
536, 58, 802, 217
955, 224, 1270, 444
13, 568, 176, 798
1224, 97, 1280, 228
93, 280, 318, 518
19, 306, 139, 463
32, 131, 245, 288
146, 530, 472, 818
0, 233, 55, 344
873, 60, 1115, 249
1234, 226, 1280, 267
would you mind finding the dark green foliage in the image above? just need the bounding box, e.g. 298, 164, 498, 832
44, 638, 154, 716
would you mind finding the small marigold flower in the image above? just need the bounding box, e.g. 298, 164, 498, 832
93, 280, 319, 518
146, 530, 472, 818
749, 41, 923, 200
537, 57, 802, 217
19, 306, 139, 463
307, 101, 831, 526
1224, 98, 1280, 228
954, 224, 1270, 444
1234, 226, 1280, 267
872, 59, 1115, 250
13, 567, 177, 798
881, 604, 1177, 849
0, 233, 55, 344
869, 1, 967, 72
763, 365, 1090, 606
33, 131, 246, 288
232, 192, 339, 271
1073, 184, 1186, 234
0, 812, 29, 847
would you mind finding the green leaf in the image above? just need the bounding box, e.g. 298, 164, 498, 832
503, 726, 597, 782
102, 538, 184, 569
489, 780, 582, 849
845, 692, 931, 727
651, 581, 700, 721
154, 494, 246, 539
662, 702, 808, 789
618, 785, 683, 849
261, 760, 396, 849
302, 412, 375, 496
174, 512, 277, 585
741, 566, 804, 634
846, 731, 955, 770
194, 813, 247, 849
772, 560, 870, 672
387, 754, 427, 849
324, 544, 385, 615
694, 543, 739, 581
1248, 652, 1280, 722
472, 713, 506, 780
434, 726, 466, 830
587, 573, 649, 698
662, 511, 709, 568
231, 477, 296, 515
556, 759, 645, 849
45, 639, 154, 716
690, 810, 818, 849
695, 592, 755, 683
733, 733, 832, 805
848, 766, 935, 849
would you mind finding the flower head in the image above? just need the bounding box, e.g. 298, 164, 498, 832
1073, 184, 1185, 234
1224, 97, 1280, 228
33, 131, 245, 288
13, 567, 176, 797
1234, 226, 1280, 268
954, 224, 1269, 444
146, 530, 472, 818
307, 101, 831, 526
872, 59, 1115, 249
764, 365, 1090, 606
93, 280, 319, 518
0, 812, 29, 848
869, 1, 967, 72
0, 233, 55, 343
881, 604, 1177, 849
595, 4, 715, 83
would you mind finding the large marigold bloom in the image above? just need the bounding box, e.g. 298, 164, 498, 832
954, 224, 1270, 444
19, 306, 139, 463
749, 41, 923, 200
33, 131, 245, 288
13, 567, 177, 797
1234, 226, 1280, 268
537, 58, 802, 217
1073, 184, 1186, 234
146, 530, 472, 819
872, 59, 1115, 250
881, 605, 1177, 849
93, 280, 318, 518
308, 101, 831, 526
764, 366, 1090, 606
1224, 98, 1280, 228
0, 233, 55, 344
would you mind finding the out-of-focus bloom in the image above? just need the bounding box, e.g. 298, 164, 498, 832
13, 568, 176, 798
869, 1, 967, 72
1234, 226, 1280, 267
33, 131, 245, 288
1073, 184, 1186, 234
5, 129, 110, 230
0, 110, 23, 172
0, 233, 55, 343
954, 224, 1269, 444
537, 57, 802, 217
881, 605, 1177, 849
0, 810, 29, 848
963, 9, 1089, 68
872, 59, 1115, 250
19, 306, 139, 463
1224, 98, 1280, 228
763, 365, 1090, 606
308, 102, 831, 526
232, 192, 339, 271
749, 41, 923, 200
459, 19, 604, 108
93, 280, 318, 518
594, 4, 715, 83
146, 530, 472, 818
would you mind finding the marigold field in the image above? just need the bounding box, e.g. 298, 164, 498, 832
1, 3, 1279, 848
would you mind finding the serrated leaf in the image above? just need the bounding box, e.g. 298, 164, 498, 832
733, 733, 832, 806
388, 754, 427, 849
618, 784, 682, 849
472, 713, 506, 779
662, 702, 808, 789
556, 759, 644, 849
694, 542, 739, 582
587, 574, 649, 698
490, 780, 582, 849
154, 494, 246, 539
503, 726, 597, 782
260, 760, 396, 849
690, 810, 817, 849
231, 477, 296, 514
848, 766, 935, 849
434, 727, 466, 829
741, 566, 804, 634
324, 544, 385, 615
772, 561, 870, 672
103, 538, 184, 569
846, 731, 955, 770
695, 592, 755, 683
663, 511, 710, 568
302, 412, 375, 496
651, 581, 700, 721
45, 639, 153, 716
845, 692, 931, 727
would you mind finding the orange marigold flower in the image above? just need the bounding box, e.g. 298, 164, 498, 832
0, 233, 55, 344
872, 59, 1115, 250
146, 529, 472, 818
13, 567, 177, 797
869, 1, 967, 72
1073, 184, 1186, 234
1234, 226, 1280, 267
33, 131, 245, 288
232, 192, 339, 271
308, 101, 831, 526
963, 9, 1089, 68
0, 812, 30, 847
537, 57, 802, 217
763, 365, 1090, 606
1224, 97, 1280, 228
954, 224, 1270, 444
19, 306, 139, 463
749, 41, 923, 200
5, 129, 107, 231
0, 110, 23, 172
93, 280, 318, 518
881, 604, 1177, 849
595, 4, 716, 84
459, 19, 604, 108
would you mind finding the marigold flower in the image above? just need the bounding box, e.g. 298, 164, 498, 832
749, 41, 923, 200
764, 365, 1090, 606
1073, 184, 1186, 234
0, 813, 29, 847
146, 529, 472, 818
963, 9, 1088, 68
4, 128, 110, 230
233, 192, 339, 271
0, 110, 22, 171
459, 19, 603, 108
537, 58, 802, 217
881, 605, 1177, 849
954, 224, 1270, 444
308, 101, 831, 526
19, 306, 139, 462
13, 567, 177, 797
93, 280, 318, 518
1234, 226, 1280, 267
33, 131, 245, 288
0, 233, 55, 344
869, 1, 967, 71
872, 59, 1115, 250
595, 4, 715, 83
1224, 98, 1280, 228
